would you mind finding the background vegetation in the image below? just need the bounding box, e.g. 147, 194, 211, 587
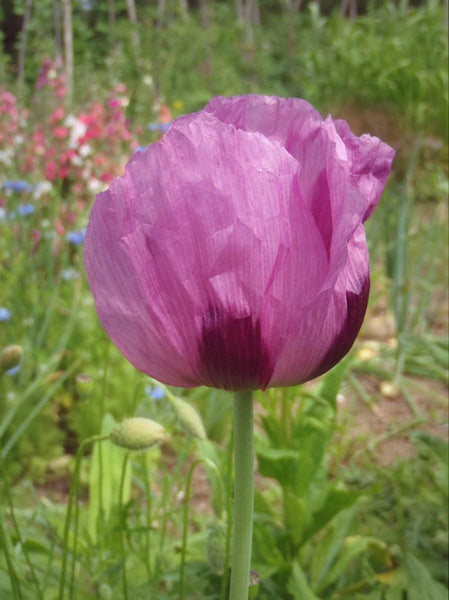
0, 0, 448, 598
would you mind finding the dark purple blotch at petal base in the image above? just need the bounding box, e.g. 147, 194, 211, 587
199, 306, 274, 391
311, 276, 370, 380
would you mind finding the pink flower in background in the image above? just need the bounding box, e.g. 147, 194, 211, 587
85, 95, 394, 391
53, 126, 69, 139
50, 107, 64, 124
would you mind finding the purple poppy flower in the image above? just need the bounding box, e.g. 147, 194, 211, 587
85, 95, 394, 391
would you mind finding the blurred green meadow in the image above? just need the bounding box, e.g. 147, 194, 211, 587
0, 0, 448, 598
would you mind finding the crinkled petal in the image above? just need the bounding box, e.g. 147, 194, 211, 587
204, 95, 394, 288
85, 111, 327, 390
270, 225, 370, 386
333, 118, 396, 221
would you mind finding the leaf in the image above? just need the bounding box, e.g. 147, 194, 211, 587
287, 561, 321, 600
309, 507, 355, 590
405, 554, 448, 600
317, 535, 390, 594
283, 490, 309, 548
318, 356, 352, 410
88, 414, 132, 541
256, 445, 300, 488
413, 431, 448, 465
304, 488, 361, 543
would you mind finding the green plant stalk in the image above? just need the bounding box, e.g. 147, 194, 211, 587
179, 458, 200, 600
142, 454, 153, 580
0, 516, 22, 600
118, 452, 130, 600
180, 457, 224, 600
0, 453, 43, 600
58, 434, 108, 600
220, 427, 234, 600
98, 341, 111, 542
229, 390, 254, 600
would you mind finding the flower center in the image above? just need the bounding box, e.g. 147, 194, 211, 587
198, 306, 273, 391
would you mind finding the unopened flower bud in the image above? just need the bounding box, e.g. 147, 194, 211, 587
75, 372, 93, 397
170, 396, 206, 440
109, 417, 165, 450
0, 345, 23, 372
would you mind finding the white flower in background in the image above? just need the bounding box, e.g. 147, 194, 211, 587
87, 178, 104, 193
65, 114, 77, 128
33, 181, 52, 199
65, 114, 87, 148
0, 149, 13, 166
0, 207, 6, 221
61, 268, 80, 281
143, 75, 153, 86
71, 155, 83, 167
14, 135, 24, 145
79, 144, 91, 158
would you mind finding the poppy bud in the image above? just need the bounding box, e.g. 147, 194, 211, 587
109, 417, 165, 450
0, 345, 23, 372
169, 396, 206, 440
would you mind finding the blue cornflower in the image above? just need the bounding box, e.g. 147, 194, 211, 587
134, 145, 148, 153
0, 308, 11, 322
67, 229, 86, 245
145, 384, 165, 400
151, 386, 165, 400
7, 365, 20, 376
3, 180, 34, 193
17, 204, 35, 216
148, 122, 171, 133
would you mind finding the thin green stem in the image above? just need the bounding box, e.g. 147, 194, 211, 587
0, 516, 22, 600
142, 454, 153, 580
97, 341, 111, 545
58, 434, 108, 600
219, 427, 234, 600
179, 457, 224, 600
119, 452, 130, 600
229, 390, 254, 600
0, 453, 43, 599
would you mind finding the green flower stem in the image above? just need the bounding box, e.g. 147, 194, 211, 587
58, 434, 108, 600
0, 516, 22, 600
142, 454, 153, 580
119, 452, 131, 600
179, 457, 224, 600
229, 390, 254, 600
0, 451, 42, 600
219, 427, 234, 600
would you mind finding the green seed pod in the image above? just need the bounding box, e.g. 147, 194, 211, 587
170, 396, 206, 440
75, 372, 93, 397
109, 417, 165, 450
206, 521, 226, 575
0, 345, 23, 372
